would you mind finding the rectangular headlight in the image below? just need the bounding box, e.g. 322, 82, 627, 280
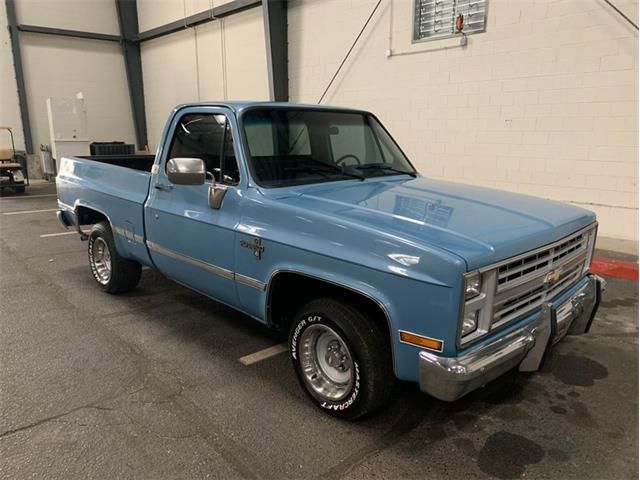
461, 310, 478, 336
464, 271, 481, 300
12, 170, 24, 182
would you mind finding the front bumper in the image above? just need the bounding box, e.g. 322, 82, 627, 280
419, 274, 605, 402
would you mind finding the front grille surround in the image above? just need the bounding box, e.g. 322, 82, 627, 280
458, 223, 597, 347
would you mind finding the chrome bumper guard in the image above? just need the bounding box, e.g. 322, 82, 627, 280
419, 274, 605, 402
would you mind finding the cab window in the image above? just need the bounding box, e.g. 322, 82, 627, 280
167, 113, 240, 185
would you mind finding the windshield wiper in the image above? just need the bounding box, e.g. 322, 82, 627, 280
351, 163, 417, 178
285, 160, 365, 181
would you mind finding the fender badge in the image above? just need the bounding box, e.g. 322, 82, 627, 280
240, 238, 264, 260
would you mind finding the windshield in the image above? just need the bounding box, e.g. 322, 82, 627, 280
241, 108, 416, 187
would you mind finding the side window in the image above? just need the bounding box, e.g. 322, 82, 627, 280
167, 113, 239, 185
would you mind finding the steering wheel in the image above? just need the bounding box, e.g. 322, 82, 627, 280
335, 154, 362, 167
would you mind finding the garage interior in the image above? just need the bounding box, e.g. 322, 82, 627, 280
1, 0, 638, 478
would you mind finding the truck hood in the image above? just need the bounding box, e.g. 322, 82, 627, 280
277, 177, 596, 270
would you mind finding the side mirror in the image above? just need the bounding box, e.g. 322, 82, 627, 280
166, 157, 206, 185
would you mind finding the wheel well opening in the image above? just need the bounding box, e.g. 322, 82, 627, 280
76, 206, 108, 226
267, 272, 392, 344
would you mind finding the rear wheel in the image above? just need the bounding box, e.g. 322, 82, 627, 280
88, 222, 141, 294
289, 297, 395, 420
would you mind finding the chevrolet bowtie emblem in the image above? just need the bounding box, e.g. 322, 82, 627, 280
544, 267, 563, 286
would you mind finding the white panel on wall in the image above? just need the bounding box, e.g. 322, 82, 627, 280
223, 7, 270, 100
186, 0, 212, 18
137, 0, 186, 33
195, 22, 225, 101
14, 0, 120, 35
19, 34, 135, 153
137, 0, 241, 32
141, 29, 198, 150
0, 1, 24, 150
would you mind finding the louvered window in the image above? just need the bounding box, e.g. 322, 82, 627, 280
413, 0, 487, 42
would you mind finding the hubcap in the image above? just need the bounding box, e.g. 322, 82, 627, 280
92, 237, 112, 284
299, 324, 354, 401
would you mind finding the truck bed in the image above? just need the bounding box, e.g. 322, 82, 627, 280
56, 154, 155, 267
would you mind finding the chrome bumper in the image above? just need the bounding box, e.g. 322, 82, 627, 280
419, 274, 605, 402
56, 210, 73, 229
57, 208, 88, 240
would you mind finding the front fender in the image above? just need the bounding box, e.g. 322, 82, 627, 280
234, 235, 463, 382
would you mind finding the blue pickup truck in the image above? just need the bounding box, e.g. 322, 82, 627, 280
57, 102, 605, 419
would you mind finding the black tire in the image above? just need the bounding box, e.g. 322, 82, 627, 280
289, 297, 395, 420
14, 185, 25, 194
88, 221, 141, 294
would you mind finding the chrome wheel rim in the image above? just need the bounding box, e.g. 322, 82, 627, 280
92, 237, 112, 285
299, 324, 354, 402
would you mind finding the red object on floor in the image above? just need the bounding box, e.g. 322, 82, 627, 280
591, 256, 639, 281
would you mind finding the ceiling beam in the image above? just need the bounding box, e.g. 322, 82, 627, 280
17, 24, 122, 42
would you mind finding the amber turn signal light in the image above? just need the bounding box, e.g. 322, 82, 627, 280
399, 331, 443, 352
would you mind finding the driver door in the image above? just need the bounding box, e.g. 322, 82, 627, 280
145, 107, 242, 306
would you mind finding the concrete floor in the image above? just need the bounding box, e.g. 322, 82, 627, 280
0, 182, 637, 480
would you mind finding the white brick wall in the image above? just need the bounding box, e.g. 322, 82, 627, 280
288, 0, 639, 242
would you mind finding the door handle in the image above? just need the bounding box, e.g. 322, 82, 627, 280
154, 183, 173, 191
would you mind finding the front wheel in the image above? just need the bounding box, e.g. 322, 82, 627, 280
88, 222, 141, 294
289, 298, 395, 420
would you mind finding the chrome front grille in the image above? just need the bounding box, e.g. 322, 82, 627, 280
458, 224, 598, 347
491, 227, 594, 327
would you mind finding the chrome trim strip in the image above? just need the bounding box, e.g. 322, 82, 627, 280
145, 240, 265, 290
113, 226, 127, 237
146, 240, 235, 280
235, 273, 266, 291
113, 226, 145, 245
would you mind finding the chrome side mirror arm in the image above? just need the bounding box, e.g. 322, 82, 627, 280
206, 171, 228, 210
